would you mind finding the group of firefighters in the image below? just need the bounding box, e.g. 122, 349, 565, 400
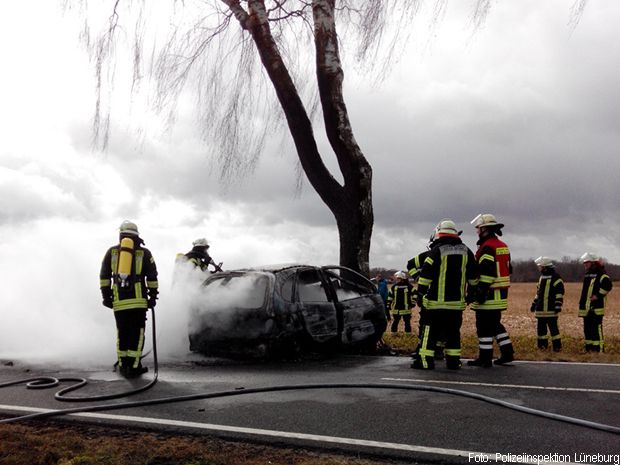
382, 213, 614, 370
99, 216, 613, 378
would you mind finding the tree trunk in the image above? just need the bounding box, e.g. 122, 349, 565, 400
223, 0, 373, 275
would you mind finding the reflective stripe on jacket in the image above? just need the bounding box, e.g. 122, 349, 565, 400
417, 238, 478, 311
471, 235, 511, 311
532, 269, 564, 317
578, 269, 613, 317
388, 282, 413, 315
100, 243, 158, 311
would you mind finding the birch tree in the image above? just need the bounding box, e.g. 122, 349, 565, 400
77, 0, 421, 275
73, 0, 585, 275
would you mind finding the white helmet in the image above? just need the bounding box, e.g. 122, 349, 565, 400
193, 238, 210, 248
471, 213, 504, 229
580, 252, 601, 263
119, 220, 139, 236
394, 271, 407, 280
534, 256, 554, 267
435, 219, 459, 237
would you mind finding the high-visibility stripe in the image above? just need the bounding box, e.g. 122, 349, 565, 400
113, 298, 148, 311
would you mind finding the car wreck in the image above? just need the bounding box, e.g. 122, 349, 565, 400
188, 265, 387, 358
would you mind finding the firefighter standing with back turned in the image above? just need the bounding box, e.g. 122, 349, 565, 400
100, 221, 159, 378
578, 252, 613, 352
530, 256, 564, 352
468, 213, 515, 367
412, 219, 478, 370
407, 230, 445, 359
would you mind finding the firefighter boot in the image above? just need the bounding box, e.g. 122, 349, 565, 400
552, 338, 562, 352
434, 342, 445, 361
537, 338, 548, 350
411, 355, 435, 370
467, 344, 493, 368
445, 355, 461, 370
494, 344, 515, 365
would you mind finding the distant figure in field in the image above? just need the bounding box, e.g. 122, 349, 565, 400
530, 256, 564, 352
387, 271, 414, 333
578, 253, 613, 352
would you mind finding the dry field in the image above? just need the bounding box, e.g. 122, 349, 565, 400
384, 282, 620, 362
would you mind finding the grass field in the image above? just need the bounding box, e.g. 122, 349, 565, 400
1, 282, 617, 465
384, 282, 620, 362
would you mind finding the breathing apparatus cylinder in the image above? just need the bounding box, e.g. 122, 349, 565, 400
117, 237, 134, 287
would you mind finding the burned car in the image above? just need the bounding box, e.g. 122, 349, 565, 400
188, 265, 387, 358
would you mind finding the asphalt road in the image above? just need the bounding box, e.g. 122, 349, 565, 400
1, 354, 619, 464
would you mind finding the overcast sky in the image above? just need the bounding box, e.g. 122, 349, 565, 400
1, 1, 618, 362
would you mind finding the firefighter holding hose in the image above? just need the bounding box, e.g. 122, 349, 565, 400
99, 220, 159, 378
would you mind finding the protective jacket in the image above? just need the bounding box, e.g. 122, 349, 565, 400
578, 267, 613, 317
531, 267, 564, 317
471, 234, 511, 311
417, 236, 478, 311
185, 247, 215, 272
407, 250, 430, 281
387, 281, 414, 315
100, 237, 159, 311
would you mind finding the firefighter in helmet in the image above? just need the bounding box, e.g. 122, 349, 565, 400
99, 221, 158, 378
387, 271, 414, 333
185, 238, 222, 272
468, 213, 515, 367
530, 256, 564, 351
412, 219, 478, 370
407, 229, 446, 360
578, 253, 613, 352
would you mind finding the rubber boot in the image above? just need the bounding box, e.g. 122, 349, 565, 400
467, 349, 493, 368
445, 355, 461, 370
494, 344, 515, 365
552, 339, 562, 352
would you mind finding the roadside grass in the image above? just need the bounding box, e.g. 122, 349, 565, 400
0, 423, 399, 465
1, 283, 617, 464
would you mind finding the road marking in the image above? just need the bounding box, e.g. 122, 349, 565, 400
511, 360, 620, 367
0, 404, 582, 465
381, 378, 620, 394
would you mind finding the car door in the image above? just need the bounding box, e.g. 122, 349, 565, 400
321, 266, 387, 345
294, 267, 339, 344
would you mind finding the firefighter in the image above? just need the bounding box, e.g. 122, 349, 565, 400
406, 231, 446, 360
578, 253, 613, 352
468, 213, 515, 367
412, 220, 478, 370
100, 221, 158, 378
184, 238, 222, 272
530, 256, 564, 351
387, 271, 414, 333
